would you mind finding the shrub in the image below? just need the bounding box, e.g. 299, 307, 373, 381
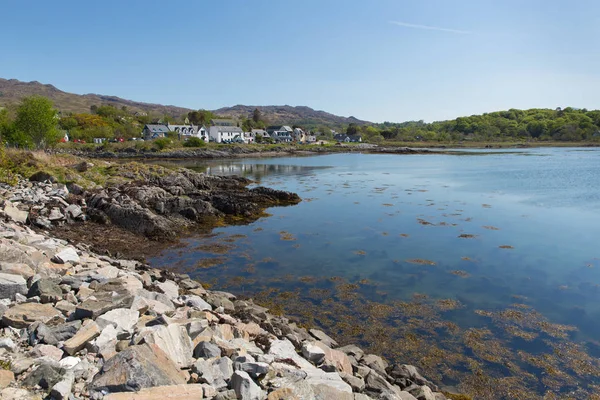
0, 144, 18, 185
183, 137, 206, 148
153, 138, 172, 150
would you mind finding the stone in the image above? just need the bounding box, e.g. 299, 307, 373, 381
182, 295, 212, 310
389, 364, 437, 390
192, 358, 227, 389
398, 392, 419, 400
9, 357, 36, 375
231, 370, 263, 400
154, 280, 179, 299
413, 386, 436, 400
50, 372, 74, 400
3, 202, 29, 224
0, 272, 28, 300
237, 362, 270, 378
302, 342, 326, 364
213, 356, 234, 381
74, 290, 133, 320
96, 308, 139, 335
29, 171, 56, 183
52, 247, 80, 264
0, 263, 35, 279
103, 384, 206, 400
54, 300, 76, 316
0, 369, 15, 389
338, 344, 364, 361
65, 204, 83, 219
92, 324, 119, 355
29, 344, 63, 362
2, 303, 63, 328
205, 292, 235, 312
63, 321, 101, 355
314, 341, 353, 374
0, 338, 16, 352
340, 372, 366, 392
194, 340, 222, 359
59, 356, 81, 369
365, 370, 403, 399
48, 208, 65, 221
309, 328, 338, 348
27, 279, 62, 303
363, 354, 389, 376
31, 320, 82, 345
91, 344, 186, 393
22, 363, 65, 389
142, 324, 194, 368
0, 387, 42, 400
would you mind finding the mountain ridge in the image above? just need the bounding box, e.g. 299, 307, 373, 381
0, 78, 369, 127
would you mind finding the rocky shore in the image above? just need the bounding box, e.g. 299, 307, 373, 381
55, 144, 434, 160
0, 169, 456, 399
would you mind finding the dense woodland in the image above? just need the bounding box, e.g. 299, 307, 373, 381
1, 96, 599, 149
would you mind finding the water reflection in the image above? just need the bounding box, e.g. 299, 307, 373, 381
149, 149, 600, 399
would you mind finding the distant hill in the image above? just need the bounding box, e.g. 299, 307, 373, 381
0, 78, 369, 127
213, 105, 370, 127
0, 78, 192, 117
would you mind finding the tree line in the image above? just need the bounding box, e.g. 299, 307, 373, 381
2, 96, 599, 149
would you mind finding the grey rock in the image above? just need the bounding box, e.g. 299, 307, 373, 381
398, 392, 419, 400
341, 372, 366, 392
338, 344, 365, 361
191, 358, 227, 390
31, 320, 82, 345
52, 247, 79, 264
309, 328, 338, 348
204, 292, 235, 312
65, 204, 83, 219
182, 295, 212, 310
142, 324, 194, 368
194, 340, 222, 359
363, 354, 389, 376
96, 308, 139, 335
2, 202, 28, 224
90, 343, 186, 392
27, 279, 62, 303
0, 338, 16, 352
302, 341, 326, 364
236, 362, 270, 378
231, 370, 263, 400
22, 363, 65, 389
0, 272, 27, 300
213, 356, 234, 381
365, 370, 403, 399
48, 207, 65, 221
74, 290, 133, 319
50, 372, 74, 400
2, 302, 63, 329
154, 280, 179, 299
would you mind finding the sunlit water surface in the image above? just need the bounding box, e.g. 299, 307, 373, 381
149, 148, 600, 398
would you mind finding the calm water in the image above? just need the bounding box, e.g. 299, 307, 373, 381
150, 148, 600, 397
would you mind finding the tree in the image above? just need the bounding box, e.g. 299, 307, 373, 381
346, 123, 359, 135
14, 96, 61, 149
252, 108, 262, 123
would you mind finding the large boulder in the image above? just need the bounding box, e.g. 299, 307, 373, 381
27, 279, 62, 304
141, 324, 194, 369
231, 370, 263, 400
0, 273, 28, 300
90, 344, 186, 393
103, 384, 205, 400
63, 321, 101, 355
2, 303, 63, 329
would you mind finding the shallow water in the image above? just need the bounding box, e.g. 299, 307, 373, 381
150, 148, 600, 398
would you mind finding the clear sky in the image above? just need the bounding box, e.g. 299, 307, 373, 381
2, 0, 599, 122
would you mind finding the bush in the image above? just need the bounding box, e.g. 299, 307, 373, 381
183, 137, 206, 148
153, 138, 172, 150
0, 144, 18, 185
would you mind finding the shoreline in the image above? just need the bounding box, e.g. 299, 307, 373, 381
0, 167, 462, 399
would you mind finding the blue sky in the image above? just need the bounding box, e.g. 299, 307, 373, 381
2, 0, 599, 122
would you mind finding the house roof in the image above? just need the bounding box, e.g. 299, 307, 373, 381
212, 119, 236, 126
213, 126, 243, 133
281, 126, 293, 132
144, 124, 169, 133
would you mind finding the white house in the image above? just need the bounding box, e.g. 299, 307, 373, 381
209, 125, 244, 143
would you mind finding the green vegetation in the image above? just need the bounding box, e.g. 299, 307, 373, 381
183, 137, 206, 148
369, 107, 600, 143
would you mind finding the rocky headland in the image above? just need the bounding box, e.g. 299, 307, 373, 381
0, 155, 461, 400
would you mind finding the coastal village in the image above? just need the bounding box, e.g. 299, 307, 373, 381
140, 119, 363, 145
